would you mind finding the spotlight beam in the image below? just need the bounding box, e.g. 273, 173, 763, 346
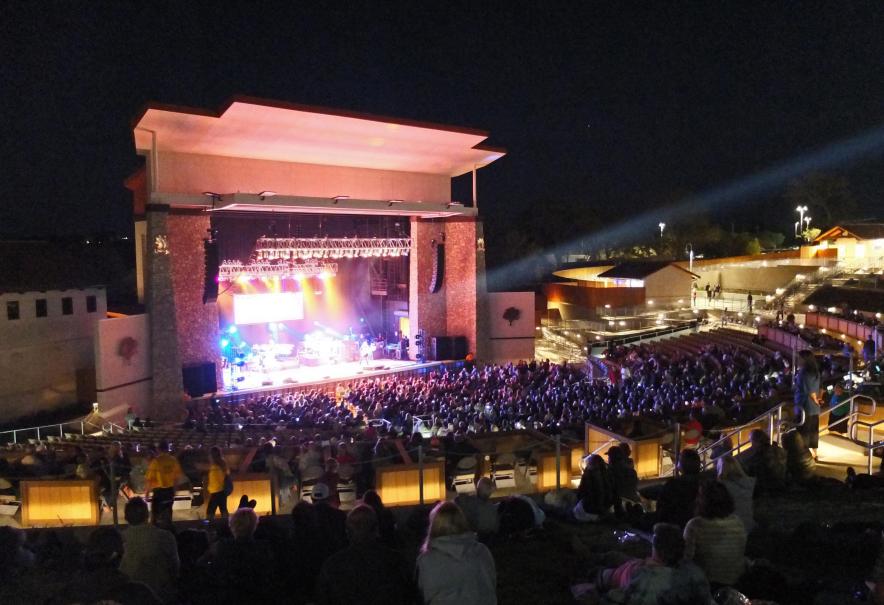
487, 123, 884, 289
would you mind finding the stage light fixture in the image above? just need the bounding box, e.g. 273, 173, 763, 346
387, 199, 404, 207
258, 191, 277, 200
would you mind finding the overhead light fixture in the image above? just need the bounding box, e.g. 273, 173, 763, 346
332, 195, 350, 205
258, 191, 277, 200
387, 199, 404, 207
446, 201, 464, 208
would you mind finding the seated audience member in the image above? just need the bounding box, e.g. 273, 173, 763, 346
362, 489, 398, 547
656, 449, 702, 529
316, 505, 415, 605
741, 430, 786, 493
119, 497, 180, 604
417, 501, 497, 605
176, 528, 212, 605
288, 501, 327, 603
682, 410, 704, 449
684, 481, 747, 588
591, 523, 712, 605
497, 495, 542, 536
783, 430, 815, 483
607, 445, 642, 517
52, 527, 161, 605
312, 482, 348, 554
209, 507, 278, 604
574, 454, 616, 522
456, 477, 499, 536
717, 457, 755, 532
0, 526, 34, 575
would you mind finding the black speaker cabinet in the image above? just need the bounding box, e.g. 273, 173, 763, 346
430, 336, 453, 361
451, 336, 468, 359
182, 362, 217, 397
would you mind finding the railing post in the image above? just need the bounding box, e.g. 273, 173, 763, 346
12, 430, 16, 445
673, 422, 681, 477
775, 406, 783, 444
80, 421, 84, 435
767, 412, 775, 445
555, 435, 561, 491
418, 445, 424, 506
59, 424, 63, 438
36, 426, 40, 442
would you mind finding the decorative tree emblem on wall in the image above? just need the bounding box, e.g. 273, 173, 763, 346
153, 234, 169, 255
117, 337, 139, 364
503, 306, 521, 326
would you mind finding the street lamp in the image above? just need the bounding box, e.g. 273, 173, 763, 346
794, 221, 800, 237
795, 205, 808, 238
658, 222, 666, 237
685, 243, 694, 273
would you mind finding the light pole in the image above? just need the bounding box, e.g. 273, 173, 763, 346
795, 205, 808, 239
658, 222, 666, 238
685, 243, 694, 273
794, 221, 801, 238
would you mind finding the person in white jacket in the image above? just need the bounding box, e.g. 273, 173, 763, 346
417, 501, 497, 605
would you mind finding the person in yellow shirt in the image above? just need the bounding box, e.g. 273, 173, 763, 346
145, 441, 184, 525
206, 446, 230, 521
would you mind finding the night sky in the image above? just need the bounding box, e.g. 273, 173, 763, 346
2, 3, 883, 241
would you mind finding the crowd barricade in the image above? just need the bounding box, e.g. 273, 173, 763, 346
377, 460, 445, 506
758, 325, 808, 351
20, 478, 100, 527
224, 473, 275, 515
584, 424, 669, 479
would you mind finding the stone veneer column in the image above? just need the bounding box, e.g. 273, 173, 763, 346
443, 217, 488, 359
145, 205, 184, 420
166, 213, 221, 387
408, 217, 447, 359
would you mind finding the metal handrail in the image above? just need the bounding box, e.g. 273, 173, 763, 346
822, 393, 877, 434
0, 419, 89, 445
696, 401, 797, 470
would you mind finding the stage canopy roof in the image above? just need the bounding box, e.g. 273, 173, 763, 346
133, 96, 505, 177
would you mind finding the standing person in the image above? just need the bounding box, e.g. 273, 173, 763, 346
864, 335, 877, 365
206, 446, 231, 522
705, 284, 712, 302
145, 441, 184, 525
747, 293, 753, 313
125, 407, 136, 431
417, 501, 496, 605
794, 350, 822, 461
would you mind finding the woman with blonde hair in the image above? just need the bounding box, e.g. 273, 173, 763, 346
716, 456, 755, 532
417, 501, 497, 604
206, 446, 231, 521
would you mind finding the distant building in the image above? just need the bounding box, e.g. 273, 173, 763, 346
543, 260, 697, 320
0, 286, 106, 422
813, 222, 884, 266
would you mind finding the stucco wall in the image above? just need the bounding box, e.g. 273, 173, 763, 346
95, 314, 151, 419
157, 151, 451, 203
718, 265, 814, 293
643, 265, 694, 302
0, 288, 106, 422
486, 292, 535, 362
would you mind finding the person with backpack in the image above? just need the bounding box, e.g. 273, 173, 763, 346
206, 446, 232, 521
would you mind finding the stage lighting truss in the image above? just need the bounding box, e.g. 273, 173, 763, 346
218, 259, 339, 282
252, 237, 412, 261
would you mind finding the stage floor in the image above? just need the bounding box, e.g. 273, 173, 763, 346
220, 358, 442, 394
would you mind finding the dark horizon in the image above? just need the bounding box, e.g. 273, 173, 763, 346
2, 4, 883, 244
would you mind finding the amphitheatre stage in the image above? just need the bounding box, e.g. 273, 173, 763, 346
106, 96, 529, 421
218, 358, 443, 396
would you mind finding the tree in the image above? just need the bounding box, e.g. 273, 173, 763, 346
785, 173, 857, 227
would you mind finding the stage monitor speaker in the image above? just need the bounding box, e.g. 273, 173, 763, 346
451, 336, 468, 360
431, 336, 453, 361
182, 362, 217, 397
203, 239, 219, 304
